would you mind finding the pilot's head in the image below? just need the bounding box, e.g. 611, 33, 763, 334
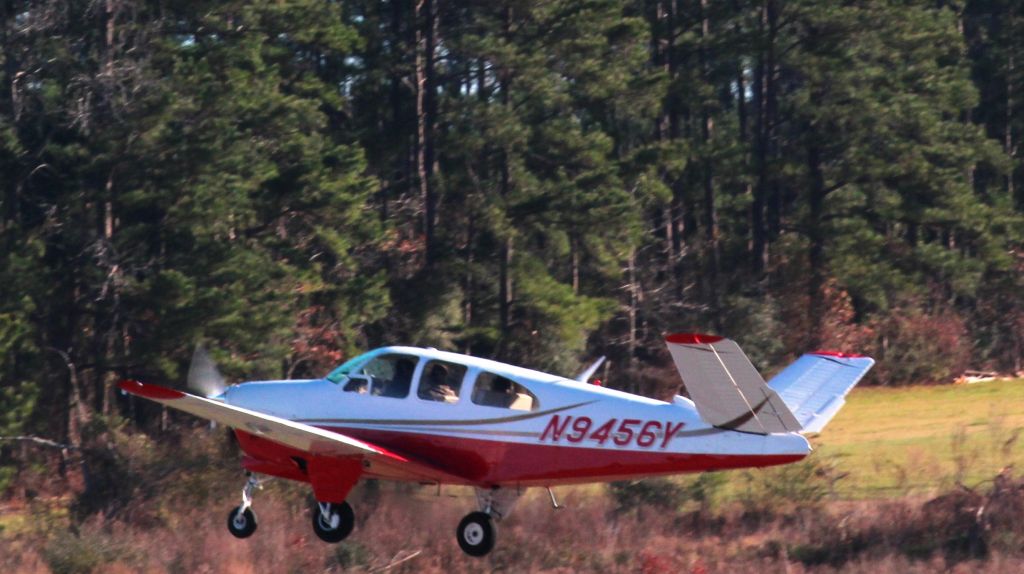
494, 377, 513, 394
395, 359, 414, 376
429, 364, 448, 383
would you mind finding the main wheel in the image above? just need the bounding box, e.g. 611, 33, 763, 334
312, 501, 355, 543
456, 511, 496, 557
227, 506, 257, 539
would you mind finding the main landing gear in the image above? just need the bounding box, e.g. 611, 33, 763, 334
455, 487, 523, 557
225, 473, 358, 543
312, 501, 355, 543
456, 511, 496, 557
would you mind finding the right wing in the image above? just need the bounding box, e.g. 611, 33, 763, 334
767, 352, 875, 433
665, 334, 802, 434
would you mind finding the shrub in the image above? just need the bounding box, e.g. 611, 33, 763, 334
608, 477, 687, 514
43, 527, 131, 574
738, 455, 839, 519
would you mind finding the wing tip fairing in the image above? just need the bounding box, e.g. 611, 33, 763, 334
665, 333, 724, 345
118, 379, 186, 401
810, 350, 869, 359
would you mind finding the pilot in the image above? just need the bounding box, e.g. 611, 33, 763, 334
424, 364, 458, 403
381, 358, 414, 397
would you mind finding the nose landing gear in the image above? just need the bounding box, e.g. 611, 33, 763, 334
227, 473, 262, 539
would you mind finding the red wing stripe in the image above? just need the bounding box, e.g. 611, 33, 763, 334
665, 333, 724, 345
811, 350, 865, 359
118, 379, 185, 400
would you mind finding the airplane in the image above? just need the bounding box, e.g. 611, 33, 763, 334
118, 333, 874, 557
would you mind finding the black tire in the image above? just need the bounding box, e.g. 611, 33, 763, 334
456, 511, 496, 557
312, 501, 355, 543
227, 506, 257, 539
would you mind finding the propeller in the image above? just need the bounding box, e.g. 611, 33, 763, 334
187, 344, 227, 398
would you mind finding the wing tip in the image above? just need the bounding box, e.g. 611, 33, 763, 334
810, 350, 869, 359
118, 379, 186, 400
666, 332, 724, 345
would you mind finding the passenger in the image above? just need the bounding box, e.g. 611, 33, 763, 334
490, 377, 517, 408
423, 364, 458, 403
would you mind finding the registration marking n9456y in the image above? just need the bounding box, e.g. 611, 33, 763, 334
539, 415, 685, 448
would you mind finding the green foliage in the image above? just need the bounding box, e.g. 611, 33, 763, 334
608, 477, 687, 514
738, 455, 840, 517
330, 541, 372, 570
43, 527, 133, 574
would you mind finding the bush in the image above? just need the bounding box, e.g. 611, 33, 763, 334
872, 305, 971, 385
43, 528, 131, 574
738, 455, 840, 518
608, 477, 687, 514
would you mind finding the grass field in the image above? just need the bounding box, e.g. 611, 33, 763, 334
813, 378, 1024, 498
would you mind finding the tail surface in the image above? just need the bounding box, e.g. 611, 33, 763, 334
767, 351, 875, 433
665, 334, 802, 434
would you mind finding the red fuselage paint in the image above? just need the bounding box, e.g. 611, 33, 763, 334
235, 426, 805, 488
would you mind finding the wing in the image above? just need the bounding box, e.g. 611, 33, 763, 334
665, 333, 803, 434
767, 352, 875, 433
118, 380, 465, 484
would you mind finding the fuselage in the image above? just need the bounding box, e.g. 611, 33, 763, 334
225, 346, 810, 488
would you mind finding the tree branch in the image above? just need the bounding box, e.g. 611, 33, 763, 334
0, 436, 80, 451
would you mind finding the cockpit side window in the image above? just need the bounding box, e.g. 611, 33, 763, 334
343, 354, 417, 398
471, 372, 538, 411
417, 361, 466, 404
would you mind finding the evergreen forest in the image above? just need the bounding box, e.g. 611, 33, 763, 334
0, 0, 1021, 451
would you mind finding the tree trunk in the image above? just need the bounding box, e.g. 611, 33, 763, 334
806, 139, 827, 349
699, 0, 719, 308
570, 235, 580, 295
498, 5, 514, 334
415, 0, 438, 264
463, 218, 474, 353
626, 248, 639, 374
1006, 47, 1015, 201
751, 0, 777, 277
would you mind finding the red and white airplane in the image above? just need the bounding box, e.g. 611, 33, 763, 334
119, 334, 873, 556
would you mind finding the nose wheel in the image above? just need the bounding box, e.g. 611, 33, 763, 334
312, 501, 355, 543
226, 474, 261, 539
227, 506, 257, 538
456, 511, 496, 557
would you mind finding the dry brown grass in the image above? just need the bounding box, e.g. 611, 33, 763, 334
3, 470, 1024, 574
3, 420, 1024, 573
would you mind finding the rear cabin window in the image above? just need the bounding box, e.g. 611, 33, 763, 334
417, 361, 466, 404
343, 354, 416, 398
471, 372, 538, 411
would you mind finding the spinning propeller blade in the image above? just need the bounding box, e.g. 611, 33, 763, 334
187, 345, 227, 398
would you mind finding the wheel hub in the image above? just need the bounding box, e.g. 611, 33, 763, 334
318, 513, 340, 531
463, 522, 485, 546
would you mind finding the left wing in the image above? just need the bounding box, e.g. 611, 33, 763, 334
118, 380, 465, 484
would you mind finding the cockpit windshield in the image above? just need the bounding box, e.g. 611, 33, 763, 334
325, 350, 383, 383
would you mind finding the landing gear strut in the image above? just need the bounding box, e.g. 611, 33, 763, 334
312, 501, 355, 543
227, 473, 261, 539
